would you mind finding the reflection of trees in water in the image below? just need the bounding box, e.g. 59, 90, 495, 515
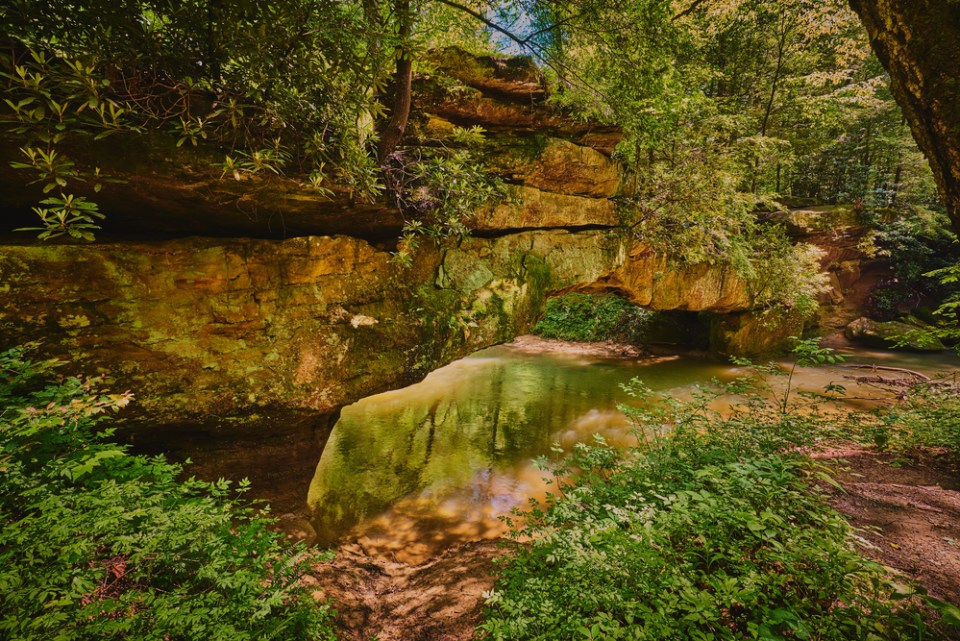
308, 352, 666, 546
416, 396, 443, 467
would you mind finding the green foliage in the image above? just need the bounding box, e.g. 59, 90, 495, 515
392, 126, 508, 266
480, 358, 945, 641
622, 146, 759, 266
533, 293, 652, 343
736, 225, 828, 316
780, 337, 846, 413
14, 194, 104, 241
867, 215, 960, 349
481, 379, 935, 640
1, 47, 129, 240
0, 344, 335, 641
519, 0, 932, 211
871, 387, 960, 455
515, 0, 940, 309
617, 137, 826, 315
3, 0, 941, 259
624, 161, 827, 315
866, 209, 960, 319
922, 269, 960, 351
530, 0, 687, 153
1, 0, 387, 238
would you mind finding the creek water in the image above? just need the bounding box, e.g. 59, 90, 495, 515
306, 338, 960, 563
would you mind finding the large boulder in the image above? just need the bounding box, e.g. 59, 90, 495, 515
710, 310, 806, 357
844, 317, 945, 351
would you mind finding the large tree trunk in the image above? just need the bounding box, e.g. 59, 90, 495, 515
848, 0, 960, 233
377, 0, 413, 163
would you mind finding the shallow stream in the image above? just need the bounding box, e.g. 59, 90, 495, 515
306, 338, 960, 563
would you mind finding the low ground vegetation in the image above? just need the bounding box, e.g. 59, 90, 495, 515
533, 293, 653, 344
4, 338, 959, 640
481, 341, 960, 640
0, 344, 336, 641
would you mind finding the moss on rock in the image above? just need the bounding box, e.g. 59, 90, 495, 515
844, 317, 946, 352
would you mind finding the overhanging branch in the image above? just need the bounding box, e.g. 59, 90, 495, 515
672, 0, 708, 21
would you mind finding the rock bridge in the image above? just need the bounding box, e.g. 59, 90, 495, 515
0, 48, 872, 507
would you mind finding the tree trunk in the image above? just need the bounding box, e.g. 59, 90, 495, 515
848, 0, 960, 233
891, 155, 903, 206
377, 0, 413, 163
759, 15, 790, 138
205, 0, 226, 81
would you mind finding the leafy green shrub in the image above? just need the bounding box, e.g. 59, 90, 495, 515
392, 126, 509, 266
481, 371, 938, 641
620, 145, 826, 317
869, 287, 906, 320
868, 209, 960, 320
892, 264, 960, 353
2, 3, 386, 238
533, 293, 652, 343
0, 345, 335, 640
874, 388, 960, 455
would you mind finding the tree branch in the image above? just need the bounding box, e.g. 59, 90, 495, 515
840, 363, 931, 381
672, 0, 708, 21
432, 0, 607, 104
433, 0, 527, 47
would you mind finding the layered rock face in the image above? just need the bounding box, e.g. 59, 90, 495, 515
0, 229, 757, 427
0, 49, 878, 450
0, 226, 753, 510
0, 47, 758, 428
769, 205, 887, 330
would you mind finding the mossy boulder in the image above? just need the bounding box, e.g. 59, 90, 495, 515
844, 317, 945, 351
709, 310, 807, 357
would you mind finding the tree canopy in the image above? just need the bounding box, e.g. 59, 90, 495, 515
0, 0, 946, 244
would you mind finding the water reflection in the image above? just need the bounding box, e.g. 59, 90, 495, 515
307, 344, 736, 561
307, 341, 960, 562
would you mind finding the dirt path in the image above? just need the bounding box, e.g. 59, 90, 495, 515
307, 540, 505, 641
816, 448, 960, 604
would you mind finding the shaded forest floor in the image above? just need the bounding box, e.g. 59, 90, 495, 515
817, 448, 960, 605
305, 447, 960, 641
307, 540, 502, 641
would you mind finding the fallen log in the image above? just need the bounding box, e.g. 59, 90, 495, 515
840, 364, 931, 382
